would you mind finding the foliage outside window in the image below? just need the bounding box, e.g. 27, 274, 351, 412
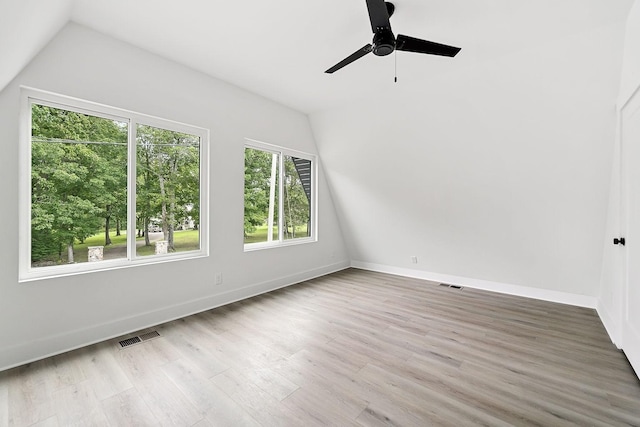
20, 89, 208, 281
244, 141, 316, 249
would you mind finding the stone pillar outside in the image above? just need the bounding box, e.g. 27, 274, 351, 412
88, 246, 104, 262
155, 240, 168, 255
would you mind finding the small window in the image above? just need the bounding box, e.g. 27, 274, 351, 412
20, 88, 209, 281
244, 141, 316, 249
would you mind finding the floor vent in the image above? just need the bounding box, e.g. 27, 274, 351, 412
139, 330, 160, 341
440, 283, 464, 290
118, 330, 161, 349
118, 337, 142, 348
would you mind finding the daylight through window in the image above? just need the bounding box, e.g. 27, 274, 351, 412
244, 141, 316, 249
20, 89, 208, 281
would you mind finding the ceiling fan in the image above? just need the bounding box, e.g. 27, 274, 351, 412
325, 0, 461, 74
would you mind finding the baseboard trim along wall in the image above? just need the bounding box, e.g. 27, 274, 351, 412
351, 262, 627, 345
351, 261, 598, 309
0, 260, 351, 372
1, 260, 610, 371
597, 301, 622, 348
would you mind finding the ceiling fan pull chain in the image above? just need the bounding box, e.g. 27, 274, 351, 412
394, 49, 398, 83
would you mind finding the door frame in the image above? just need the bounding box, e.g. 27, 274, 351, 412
620, 82, 640, 375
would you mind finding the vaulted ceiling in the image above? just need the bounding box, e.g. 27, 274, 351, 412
0, 0, 636, 297
1, 0, 634, 113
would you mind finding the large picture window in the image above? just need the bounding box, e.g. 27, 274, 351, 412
20, 88, 208, 281
244, 141, 316, 249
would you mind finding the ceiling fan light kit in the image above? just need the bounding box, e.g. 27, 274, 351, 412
325, 0, 461, 74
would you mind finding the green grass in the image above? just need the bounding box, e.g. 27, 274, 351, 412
33, 229, 200, 266
136, 230, 200, 257
244, 224, 308, 244
74, 232, 128, 262
244, 225, 279, 244
32, 231, 128, 265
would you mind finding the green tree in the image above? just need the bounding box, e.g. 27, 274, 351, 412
31, 136, 103, 263
136, 134, 159, 247
243, 149, 311, 241
244, 148, 277, 237
283, 156, 310, 239
136, 125, 200, 252
87, 125, 127, 245
31, 104, 127, 264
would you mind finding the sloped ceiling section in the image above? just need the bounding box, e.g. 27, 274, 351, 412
70, 0, 634, 113
1, 0, 634, 113
310, 15, 631, 296
0, 0, 73, 93
1, 0, 633, 113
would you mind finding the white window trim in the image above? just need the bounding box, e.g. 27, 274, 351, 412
244, 139, 317, 251
19, 87, 210, 282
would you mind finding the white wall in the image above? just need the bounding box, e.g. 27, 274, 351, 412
619, 1, 640, 103
599, 0, 640, 345
0, 23, 349, 370
311, 19, 628, 302
0, 0, 72, 93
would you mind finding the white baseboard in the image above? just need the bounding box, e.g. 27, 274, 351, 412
0, 259, 611, 371
0, 260, 350, 372
596, 302, 622, 348
351, 261, 598, 309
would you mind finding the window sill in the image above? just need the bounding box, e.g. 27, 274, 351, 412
243, 237, 317, 252
19, 251, 208, 283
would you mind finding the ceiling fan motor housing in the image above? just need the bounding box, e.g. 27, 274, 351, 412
324, 0, 460, 73
372, 29, 395, 56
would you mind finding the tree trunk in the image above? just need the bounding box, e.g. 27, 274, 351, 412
144, 217, 150, 246
67, 243, 74, 264
144, 148, 152, 246
285, 183, 295, 238
159, 175, 168, 242
167, 156, 181, 252
104, 211, 112, 246
116, 218, 121, 236
168, 185, 176, 252
168, 218, 174, 251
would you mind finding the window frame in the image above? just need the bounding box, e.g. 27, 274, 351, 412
243, 139, 317, 251
19, 87, 209, 282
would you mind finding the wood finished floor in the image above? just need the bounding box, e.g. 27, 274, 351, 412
2, 268, 640, 426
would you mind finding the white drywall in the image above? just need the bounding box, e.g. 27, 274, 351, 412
619, 1, 640, 104
311, 20, 628, 298
0, 23, 349, 370
0, 0, 72, 94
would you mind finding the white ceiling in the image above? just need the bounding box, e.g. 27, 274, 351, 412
1, 0, 633, 114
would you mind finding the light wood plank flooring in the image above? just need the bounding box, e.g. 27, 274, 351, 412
1, 268, 640, 426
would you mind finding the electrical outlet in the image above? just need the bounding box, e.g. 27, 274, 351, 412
214, 272, 223, 285
410, 256, 418, 264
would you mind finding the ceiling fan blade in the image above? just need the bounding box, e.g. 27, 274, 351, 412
366, 0, 391, 32
325, 44, 373, 74
396, 34, 461, 57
